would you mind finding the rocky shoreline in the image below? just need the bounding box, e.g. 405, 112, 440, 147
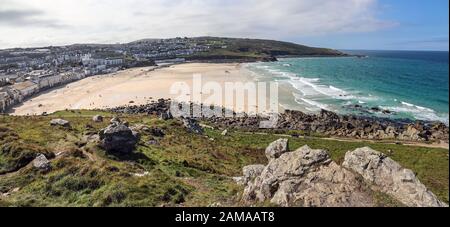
106, 99, 449, 144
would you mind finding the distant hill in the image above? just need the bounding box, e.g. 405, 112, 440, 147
129, 37, 346, 62
185, 37, 346, 61
0, 37, 346, 63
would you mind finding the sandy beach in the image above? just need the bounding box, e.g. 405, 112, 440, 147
10, 63, 269, 116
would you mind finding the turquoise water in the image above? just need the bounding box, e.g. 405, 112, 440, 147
246, 50, 449, 124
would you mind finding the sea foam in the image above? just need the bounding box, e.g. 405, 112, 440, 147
246, 61, 448, 125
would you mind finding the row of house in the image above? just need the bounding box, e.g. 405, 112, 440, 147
0, 88, 20, 112
81, 54, 124, 66
0, 70, 86, 112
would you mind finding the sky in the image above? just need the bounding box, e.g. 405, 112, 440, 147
0, 0, 448, 50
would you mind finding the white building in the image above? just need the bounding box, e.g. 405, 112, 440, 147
12, 81, 39, 99
38, 74, 62, 89
0, 87, 22, 112
82, 55, 123, 66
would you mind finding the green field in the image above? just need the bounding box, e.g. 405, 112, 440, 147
0, 110, 448, 207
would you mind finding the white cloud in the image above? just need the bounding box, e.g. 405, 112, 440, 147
0, 0, 396, 48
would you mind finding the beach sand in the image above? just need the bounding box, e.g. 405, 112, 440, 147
10, 63, 274, 116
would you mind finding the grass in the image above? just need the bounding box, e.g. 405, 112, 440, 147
0, 110, 448, 206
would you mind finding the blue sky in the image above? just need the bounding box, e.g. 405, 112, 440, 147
296, 0, 449, 50
0, 0, 448, 50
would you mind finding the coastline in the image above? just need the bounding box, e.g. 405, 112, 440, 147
9, 63, 263, 116
6, 61, 449, 148
10, 58, 448, 125
106, 99, 449, 149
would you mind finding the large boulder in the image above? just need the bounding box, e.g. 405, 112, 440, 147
243, 145, 375, 207
99, 122, 139, 153
343, 147, 447, 207
50, 119, 70, 127
265, 138, 289, 160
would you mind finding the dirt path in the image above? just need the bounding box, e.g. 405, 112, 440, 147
320, 137, 449, 150
245, 131, 449, 150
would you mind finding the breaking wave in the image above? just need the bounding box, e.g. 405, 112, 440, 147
246, 62, 448, 125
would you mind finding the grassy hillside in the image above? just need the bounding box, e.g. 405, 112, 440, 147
187, 37, 345, 61
0, 110, 448, 207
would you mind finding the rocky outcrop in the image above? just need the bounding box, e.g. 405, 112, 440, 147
50, 119, 70, 127
212, 109, 449, 143
265, 138, 289, 160
240, 139, 447, 207
242, 145, 374, 207
108, 100, 449, 143
33, 154, 51, 171
108, 98, 171, 115
99, 118, 139, 153
343, 147, 448, 207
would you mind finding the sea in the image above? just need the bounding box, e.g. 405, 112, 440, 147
246, 50, 449, 125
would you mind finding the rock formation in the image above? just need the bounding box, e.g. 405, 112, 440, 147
265, 138, 289, 160
33, 154, 51, 171
99, 118, 139, 153
108, 100, 449, 143
242, 145, 374, 207
343, 147, 448, 207
240, 140, 448, 207
242, 165, 265, 185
